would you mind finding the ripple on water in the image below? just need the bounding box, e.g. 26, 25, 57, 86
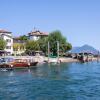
0, 62, 100, 100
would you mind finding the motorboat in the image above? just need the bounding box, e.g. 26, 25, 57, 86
12, 58, 30, 68
0, 57, 38, 69
29, 62, 38, 67
0, 57, 14, 71
12, 58, 38, 68
0, 57, 14, 68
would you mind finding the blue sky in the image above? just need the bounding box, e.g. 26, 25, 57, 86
0, 0, 100, 50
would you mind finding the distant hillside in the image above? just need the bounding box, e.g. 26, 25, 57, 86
70, 44, 99, 55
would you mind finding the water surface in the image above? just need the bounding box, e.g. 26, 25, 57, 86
0, 62, 100, 100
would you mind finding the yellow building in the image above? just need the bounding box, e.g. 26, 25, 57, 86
13, 37, 26, 56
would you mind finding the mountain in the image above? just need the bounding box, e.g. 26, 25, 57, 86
70, 44, 99, 55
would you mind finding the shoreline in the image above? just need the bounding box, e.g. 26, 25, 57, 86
44, 57, 99, 63
0, 56, 99, 63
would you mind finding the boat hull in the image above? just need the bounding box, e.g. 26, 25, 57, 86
0, 64, 11, 68
30, 62, 38, 66
12, 62, 29, 68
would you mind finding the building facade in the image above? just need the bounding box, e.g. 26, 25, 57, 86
13, 37, 26, 55
28, 30, 48, 41
0, 29, 13, 55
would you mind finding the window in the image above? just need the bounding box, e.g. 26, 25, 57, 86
6, 39, 11, 42
6, 46, 11, 49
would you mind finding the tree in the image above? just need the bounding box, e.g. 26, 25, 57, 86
0, 39, 6, 50
19, 35, 28, 41
25, 40, 40, 55
13, 43, 26, 55
13, 43, 20, 51
48, 30, 72, 56
66, 43, 72, 51
13, 43, 25, 51
38, 37, 48, 54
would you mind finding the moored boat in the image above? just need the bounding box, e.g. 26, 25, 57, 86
12, 58, 38, 68
12, 62, 30, 68
0, 57, 38, 69
0, 57, 14, 68
0, 57, 14, 71
12, 58, 30, 68
29, 62, 38, 67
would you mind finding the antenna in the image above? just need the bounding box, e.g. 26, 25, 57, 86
33, 27, 36, 31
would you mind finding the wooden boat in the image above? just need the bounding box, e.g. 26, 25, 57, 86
30, 62, 38, 67
0, 57, 14, 71
0, 63, 11, 68
0, 57, 38, 69
12, 58, 30, 68
12, 58, 38, 68
12, 62, 29, 68
0, 57, 14, 68
22, 57, 38, 67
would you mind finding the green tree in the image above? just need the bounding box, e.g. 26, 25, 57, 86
13, 43, 26, 56
19, 35, 28, 41
25, 40, 40, 54
38, 37, 48, 54
13, 43, 25, 51
0, 39, 6, 50
48, 30, 72, 56
13, 43, 20, 51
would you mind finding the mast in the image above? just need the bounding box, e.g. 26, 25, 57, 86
57, 41, 59, 62
48, 41, 50, 62
97, 51, 100, 62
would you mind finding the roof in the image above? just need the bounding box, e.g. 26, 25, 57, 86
0, 29, 11, 33
1, 33, 12, 39
13, 37, 26, 43
28, 30, 48, 36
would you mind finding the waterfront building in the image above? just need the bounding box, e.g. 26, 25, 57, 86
13, 37, 26, 55
28, 29, 48, 41
0, 29, 13, 55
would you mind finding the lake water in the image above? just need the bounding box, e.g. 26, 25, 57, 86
0, 62, 100, 100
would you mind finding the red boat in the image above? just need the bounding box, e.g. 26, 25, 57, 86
0, 58, 38, 69
11, 59, 30, 68
12, 62, 29, 68
12, 58, 38, 68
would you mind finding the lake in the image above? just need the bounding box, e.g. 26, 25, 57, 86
0, 61, 100, 100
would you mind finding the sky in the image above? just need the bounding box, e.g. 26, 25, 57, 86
0, 0, 100, 50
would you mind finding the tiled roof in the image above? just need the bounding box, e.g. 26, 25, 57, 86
28, 30, 48, 36
0, 29, 11, 33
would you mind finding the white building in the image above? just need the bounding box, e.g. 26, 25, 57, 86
28, 30, 48, 41
0, 29, 13, 55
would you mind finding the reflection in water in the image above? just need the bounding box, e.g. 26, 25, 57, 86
30, 63, 70, 80
8, 71, 14, 76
